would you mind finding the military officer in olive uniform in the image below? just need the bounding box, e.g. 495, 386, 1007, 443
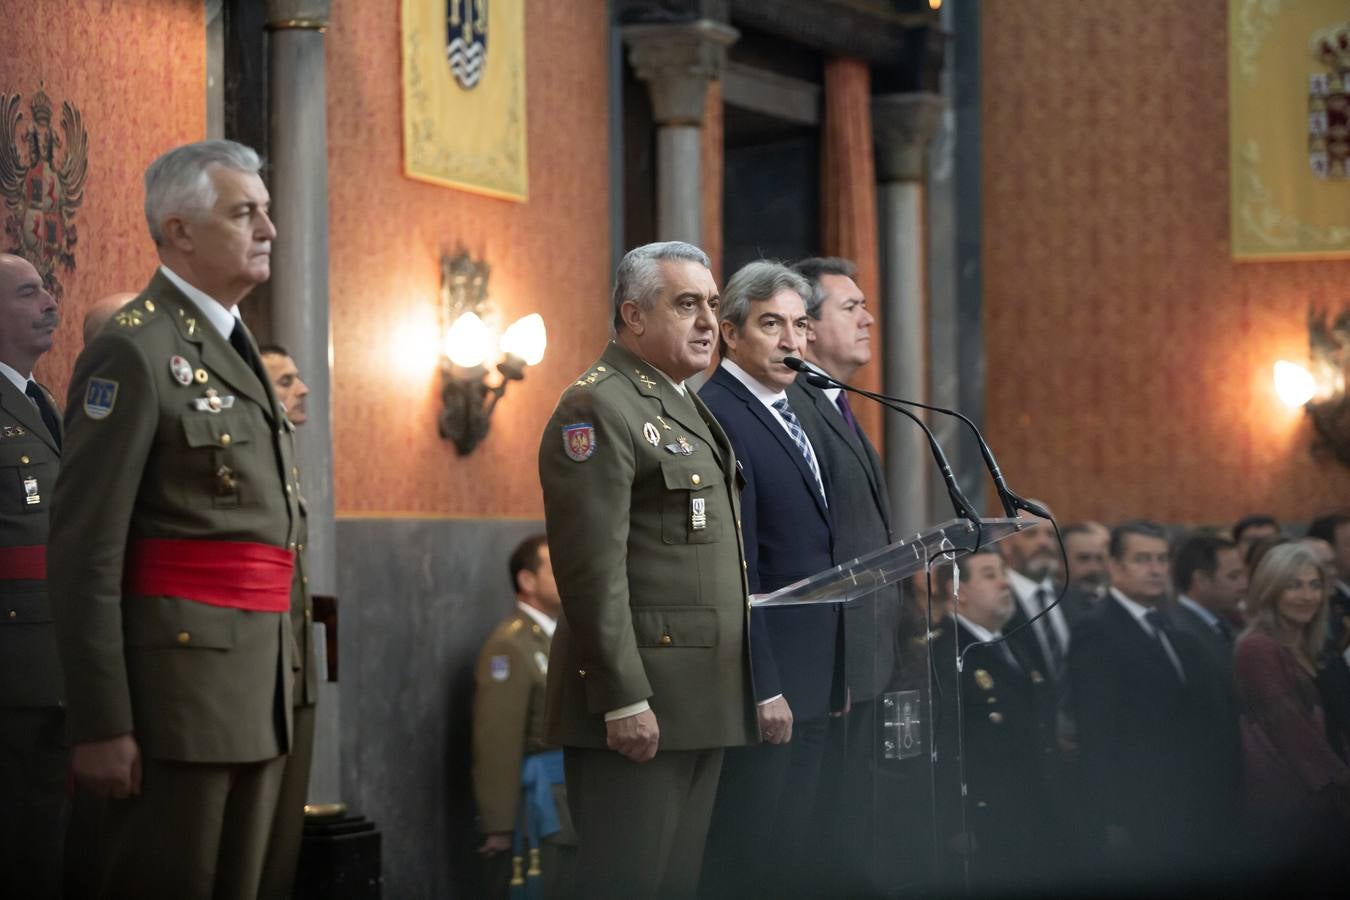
934, 548, 1055, 890
48, 140, 303, 900
0, 252, 65, 899
538, 241, 757, 899
473, 535, 575, 898
257, 343, 317, 900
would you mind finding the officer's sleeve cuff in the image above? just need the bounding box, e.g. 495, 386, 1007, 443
756, 694, 784, 707
604, 700, 651, 722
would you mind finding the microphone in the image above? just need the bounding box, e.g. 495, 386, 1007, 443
781, 357, 980, 523
783, 356, 1048, 521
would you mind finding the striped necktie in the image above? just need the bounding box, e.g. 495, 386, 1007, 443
771, 398, 826, 506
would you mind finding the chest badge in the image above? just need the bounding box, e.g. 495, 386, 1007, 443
690, 496, 707, 531
1, 424, 25, 438
23, 475, 40, 506
534, 650, 549, 674
642, 422, 660, 446
666, 437, 697, 455
169, 355, 194, 386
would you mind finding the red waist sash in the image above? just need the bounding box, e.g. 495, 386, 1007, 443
126, 539, 294, 613
0, 545, 46, 580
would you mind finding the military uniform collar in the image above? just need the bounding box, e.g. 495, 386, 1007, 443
0, 359, 31, 394
601, 341, 687, 401
600, 342, 725, 458
158, 265, 242, 341
517, 602, 556, 638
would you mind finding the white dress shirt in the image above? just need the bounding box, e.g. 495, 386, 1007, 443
0, 359, 32, 394
516, 602, 556, 639
1007, 568, 1070, 662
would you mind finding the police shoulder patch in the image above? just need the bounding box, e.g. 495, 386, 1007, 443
83, 378, 119, 420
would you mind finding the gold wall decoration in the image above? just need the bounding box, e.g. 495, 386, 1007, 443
402, 0, 527, 200
1229, 1, 1350, 259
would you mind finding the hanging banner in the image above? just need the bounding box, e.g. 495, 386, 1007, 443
402, 0, 527, 200
1229, 1, 1350, 259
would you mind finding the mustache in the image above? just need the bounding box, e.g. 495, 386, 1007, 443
36, 313, 58, 329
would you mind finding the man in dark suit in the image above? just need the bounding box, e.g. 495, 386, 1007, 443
1307, 512, 1350, 761
0, 252, 65, 899
1060, 521, 1110, 627
1068, 520, 1239, 887
699, 260, 840, 895
1000, 506, 1067, 684
785, 256, 899, 889
933, 548, 1055, 890
1168, 531, 1247, 678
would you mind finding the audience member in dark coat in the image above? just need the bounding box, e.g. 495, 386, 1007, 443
1168, 531, 1247, 680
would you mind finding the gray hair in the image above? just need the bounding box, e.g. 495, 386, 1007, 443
718, 260, 810, 354
790, 256, 857, 319
611, 241, 710, 335
144, 140, 262, 245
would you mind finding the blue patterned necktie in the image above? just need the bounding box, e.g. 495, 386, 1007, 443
771, 398, 826, 506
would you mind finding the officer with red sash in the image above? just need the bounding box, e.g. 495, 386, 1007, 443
0, 252, 65, 899
48, 140, 304, 899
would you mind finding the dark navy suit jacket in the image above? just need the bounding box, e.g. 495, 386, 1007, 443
700, 363, 840, 720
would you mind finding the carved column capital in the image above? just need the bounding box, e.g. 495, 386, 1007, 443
623, 19, 739, 126
266, 0, 330, 29
871, 92, 944, 183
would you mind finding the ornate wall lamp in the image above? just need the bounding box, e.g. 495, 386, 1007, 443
437, 250, 547, 455
1274, 309, 1350, 466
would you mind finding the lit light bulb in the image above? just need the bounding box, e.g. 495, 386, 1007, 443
501, 313, 547, 366
445, 312, 491, 368
1273, 360, 1316, 408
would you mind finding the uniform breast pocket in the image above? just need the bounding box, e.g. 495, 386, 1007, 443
181, 411, 254, 509
0, 442, 53, 516
660, 460, 724, 545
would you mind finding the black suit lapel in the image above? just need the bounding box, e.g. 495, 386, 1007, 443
793, 377, 890, 533
712, 365, 829, 522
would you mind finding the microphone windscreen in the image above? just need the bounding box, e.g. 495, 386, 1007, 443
805, 372, 832, 388
782, 356, 806, 372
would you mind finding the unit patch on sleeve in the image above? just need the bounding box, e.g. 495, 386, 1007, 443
490, 655, 511, 681
83, 378, 119, 420
562, 423, 596, 462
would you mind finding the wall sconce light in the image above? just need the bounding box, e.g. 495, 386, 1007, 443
437, 250, 547, 455
1275, 309, 1350, 466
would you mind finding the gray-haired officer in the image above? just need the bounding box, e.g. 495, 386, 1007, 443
0, 252, 64, 899
49, 139, 303, 899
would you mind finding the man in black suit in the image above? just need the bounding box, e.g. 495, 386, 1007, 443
700, 261, 840, 895
784, 256, 899, 889
1060, 521, 1110, 627
1168, 532, 1247, 678
1068, 520, 1239, 887
1307, 512, 1350, 761
934, 548, 1055, 890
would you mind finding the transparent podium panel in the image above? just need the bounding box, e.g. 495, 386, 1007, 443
749, 517, 1030, 895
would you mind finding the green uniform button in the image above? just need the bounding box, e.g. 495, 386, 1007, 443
7, 610, 16, 619
285, 484, 292, 495
691, 474, 701, 485
177, 631, 191, 645
19, 455, 29, 464
989, 711, 1003, 724
578, 668, 587, 678
659, 634, 673, 646
220, 433, 232, 446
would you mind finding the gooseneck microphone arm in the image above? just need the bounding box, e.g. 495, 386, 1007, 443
781, 357, 980, 523
782, 357, 1049, 521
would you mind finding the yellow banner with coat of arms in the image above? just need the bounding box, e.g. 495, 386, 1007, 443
1229, 0, 1350, 259
402, 0, 527, 200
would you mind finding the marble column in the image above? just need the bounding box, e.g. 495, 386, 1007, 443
872, 92, 944, 535
266, 0, 340, 806
623, 19, 738, 245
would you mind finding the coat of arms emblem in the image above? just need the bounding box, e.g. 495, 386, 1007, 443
0, 89, 87, 299
1309, 23, 1349, 180
446, 0, 488, 90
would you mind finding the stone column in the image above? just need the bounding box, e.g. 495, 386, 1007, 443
266, 0, 339, 806
623, 19, 738, 245
872, 92, 944, 535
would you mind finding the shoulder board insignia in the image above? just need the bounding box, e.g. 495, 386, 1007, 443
509, 619, 523, 633
114, 308, 144, 328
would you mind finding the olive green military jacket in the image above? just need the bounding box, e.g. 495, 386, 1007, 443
538, 342, 756, 751
291, 499, 316, 708
49, 271, 302, 763
0, 376, 63, 707
472, 609, 555, 834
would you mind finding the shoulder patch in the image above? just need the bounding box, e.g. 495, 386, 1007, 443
562, 423, 596, 461
490, 655, 510, 681
83, 378, 119, 420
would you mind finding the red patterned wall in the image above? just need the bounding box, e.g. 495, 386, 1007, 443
1, 0, 205, 401
982, 0, 1350, 525
327, 0, 610, 517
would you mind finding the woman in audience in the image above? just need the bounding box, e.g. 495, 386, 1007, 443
1234, 543, 1350, 876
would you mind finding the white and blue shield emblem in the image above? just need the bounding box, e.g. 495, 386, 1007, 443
446, 0, 488, 90
83, 378, 118, 420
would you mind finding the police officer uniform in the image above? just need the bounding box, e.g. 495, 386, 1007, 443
538, 341, 757, 899
0, 369, 64, 899
49, 268, 304, 899
473, 606, 575, 898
